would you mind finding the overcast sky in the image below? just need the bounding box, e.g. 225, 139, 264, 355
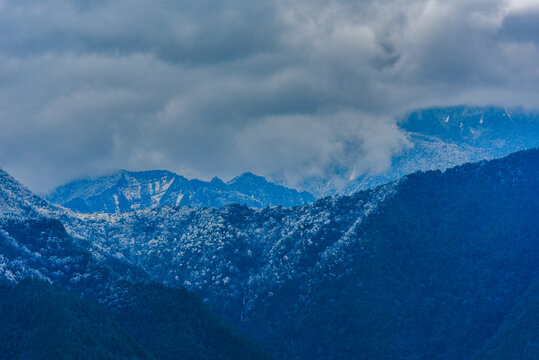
1, 0, 539, 193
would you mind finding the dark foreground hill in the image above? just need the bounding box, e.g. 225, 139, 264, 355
0, 279, 152, 360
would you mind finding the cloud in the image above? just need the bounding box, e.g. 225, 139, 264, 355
0, 0, 538, 192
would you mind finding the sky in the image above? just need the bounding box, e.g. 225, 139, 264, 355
1, 0, 539, 193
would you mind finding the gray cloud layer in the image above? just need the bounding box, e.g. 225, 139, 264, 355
1, 0, 539, 192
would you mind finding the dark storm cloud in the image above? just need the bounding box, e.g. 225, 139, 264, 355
0, 0, 280, 63
501, 10, 539, 43
1, 0, 538, 192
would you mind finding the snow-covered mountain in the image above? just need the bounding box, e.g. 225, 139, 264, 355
47, 170, 314, 213
0, 169, 273, 359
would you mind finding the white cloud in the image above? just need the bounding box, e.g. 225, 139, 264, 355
0, 0, 538, 192
505, 0, 539, 12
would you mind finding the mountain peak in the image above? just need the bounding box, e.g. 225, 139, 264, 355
211, 176, 225, 185
227, 172, 267, 185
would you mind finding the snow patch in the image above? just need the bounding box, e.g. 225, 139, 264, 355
113, 194, 120, 212
150, 178, 175, 207
176, 194, 184, 206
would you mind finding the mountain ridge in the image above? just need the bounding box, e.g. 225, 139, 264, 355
47, 170, 315, 214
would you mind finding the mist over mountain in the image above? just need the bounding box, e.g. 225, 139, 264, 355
305, 106, 539, 196
44, 106, 539, 209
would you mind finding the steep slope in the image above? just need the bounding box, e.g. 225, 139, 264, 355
473, 279, 539, 360
69, 149, 539, 359
110, 281, 272, 360
47, 170, 314, 213
337, 106, 539, 195
0, 167, 58, 218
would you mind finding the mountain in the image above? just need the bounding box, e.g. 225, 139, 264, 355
2, 149, 538, 359
55, 149, 539, 359
47, 170, 314, 213
0, 174, 273, 359
305, 106, 539, 196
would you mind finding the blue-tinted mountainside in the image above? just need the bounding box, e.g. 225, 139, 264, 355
402, 106, 539, 149
0, 176, 273, 359
47, 170, 314, 213
62, 149, 539, 360
332, 106, 539, 195
1, 149, 538, 359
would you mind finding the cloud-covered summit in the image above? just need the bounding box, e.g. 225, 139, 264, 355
1, 0, 538, 192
